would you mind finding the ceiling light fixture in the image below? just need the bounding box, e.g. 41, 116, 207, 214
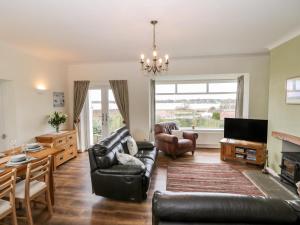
140, 20, 169, 75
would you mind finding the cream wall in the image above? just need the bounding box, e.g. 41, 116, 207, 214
267, 35, 300, 173
67, 54, 270, 140
0, 41, 68, 151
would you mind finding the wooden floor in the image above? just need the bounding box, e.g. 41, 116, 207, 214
12, 149, 260, 225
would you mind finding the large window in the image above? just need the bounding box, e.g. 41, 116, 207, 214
155, 80, 237, 129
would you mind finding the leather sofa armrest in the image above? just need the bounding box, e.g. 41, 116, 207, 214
98, 165, 145, 175
152, 191, 298, 224
183, 131, 198, 140
155, 133, 178, 144
136, 141, 154, 150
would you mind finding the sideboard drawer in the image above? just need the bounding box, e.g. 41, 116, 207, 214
54, 137, 67, 147
55, 152, 65, 167
64, 148, 74, 160
67, 133, 76, 143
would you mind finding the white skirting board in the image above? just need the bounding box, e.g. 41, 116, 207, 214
188, 129, 224, 149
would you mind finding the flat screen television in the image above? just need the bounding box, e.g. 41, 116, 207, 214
224, 118, 268, 143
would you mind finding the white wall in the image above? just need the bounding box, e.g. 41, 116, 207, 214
0, 41, 68, 151
67, 53, 270, 142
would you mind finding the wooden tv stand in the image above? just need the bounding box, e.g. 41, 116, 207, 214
220, 138, 266, 166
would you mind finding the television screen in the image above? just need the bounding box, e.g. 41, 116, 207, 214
224, 118, 268, 143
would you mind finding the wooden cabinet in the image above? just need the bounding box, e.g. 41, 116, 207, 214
220, 138, 266, 166
36, 130, 78, 169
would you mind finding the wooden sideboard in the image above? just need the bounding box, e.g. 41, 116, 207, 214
220, 138, 266, 166
36, 130, 78, 169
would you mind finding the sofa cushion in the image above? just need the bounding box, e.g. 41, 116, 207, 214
127, 136, 138, 156
152, 191, 299, 224
116, 152, 145, 169
136, 141, 154, 150
99, 164, 145, 175
92, 126, 130, 168
135, 149, 157, 161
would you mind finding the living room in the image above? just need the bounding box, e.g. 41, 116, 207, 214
0, 1, 300, 225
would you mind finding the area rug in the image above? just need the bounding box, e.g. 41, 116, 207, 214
167, 162, 264, 196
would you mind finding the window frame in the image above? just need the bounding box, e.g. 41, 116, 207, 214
155, 79, 237, 130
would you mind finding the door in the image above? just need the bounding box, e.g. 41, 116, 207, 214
88, 85, 123, 145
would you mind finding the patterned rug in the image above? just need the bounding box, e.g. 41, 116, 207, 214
167, 162, 263, 196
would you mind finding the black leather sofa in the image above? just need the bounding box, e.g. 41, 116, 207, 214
88, 126, 157, 201
152, 191, 300, 225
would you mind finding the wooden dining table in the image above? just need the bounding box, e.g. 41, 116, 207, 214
0, 146, 62, 205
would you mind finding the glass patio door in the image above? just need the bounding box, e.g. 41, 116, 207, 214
88, 85, 123, 145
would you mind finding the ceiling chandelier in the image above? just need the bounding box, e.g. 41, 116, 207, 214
140, 20, 169, 74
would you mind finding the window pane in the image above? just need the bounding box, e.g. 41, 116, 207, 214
108, 90, 115, 101
89, 90, 102, 144
156, 84, 175, 94
208, 82, 237, 93
177, 83, 206, 93
155, 92, 236, 129
296, 80, 300, 91
108, 89, 123, 133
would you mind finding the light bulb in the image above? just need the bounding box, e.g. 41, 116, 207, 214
36, 84, 46, 90
158, 58, 163, 64
153, 50, 157, 57
140, 54, 145, 60
165, 54, 169, 60
146, 59, 150, 64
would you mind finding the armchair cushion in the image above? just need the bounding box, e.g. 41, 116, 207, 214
171, 130, 183, 139
178, 139, 193, 150
155, 133, 178, 144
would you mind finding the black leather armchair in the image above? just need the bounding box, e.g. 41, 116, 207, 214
152, 191, 300, 225
88, 126, 157, 202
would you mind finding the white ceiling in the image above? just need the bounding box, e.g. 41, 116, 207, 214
0, 0, 300, 63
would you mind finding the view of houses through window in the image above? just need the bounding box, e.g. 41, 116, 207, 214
155, 80, 237, 129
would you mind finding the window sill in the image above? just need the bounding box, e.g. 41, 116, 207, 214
181, 128, 224, 132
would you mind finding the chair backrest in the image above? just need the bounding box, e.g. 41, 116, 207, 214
25, 156, 51, 198
155, 122, 179, 135
0, 169, 16, 209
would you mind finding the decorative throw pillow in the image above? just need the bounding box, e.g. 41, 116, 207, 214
116, 152, 145, 170
127, 136, 138, 156
171, 129, 183, 139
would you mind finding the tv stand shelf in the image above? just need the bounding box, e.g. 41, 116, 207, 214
220, 138, 266, 166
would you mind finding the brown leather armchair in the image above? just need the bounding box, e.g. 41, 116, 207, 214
154, 122, 198, 159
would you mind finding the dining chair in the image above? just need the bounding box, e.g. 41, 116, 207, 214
0, 168, 18, 225
15, 156, 53, 225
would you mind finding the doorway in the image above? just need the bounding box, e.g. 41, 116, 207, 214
88, 85, 123, 145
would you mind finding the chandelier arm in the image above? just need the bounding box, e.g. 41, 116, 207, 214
153, 22, 156, 49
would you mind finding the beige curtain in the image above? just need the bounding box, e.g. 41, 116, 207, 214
73, 80, 90, 127
149, 79, 156, 141
235, 75, 244, 118
109, 80, 130, 130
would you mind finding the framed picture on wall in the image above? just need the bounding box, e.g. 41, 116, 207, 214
53, 92, 65, 107
286, 77, 300, 104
